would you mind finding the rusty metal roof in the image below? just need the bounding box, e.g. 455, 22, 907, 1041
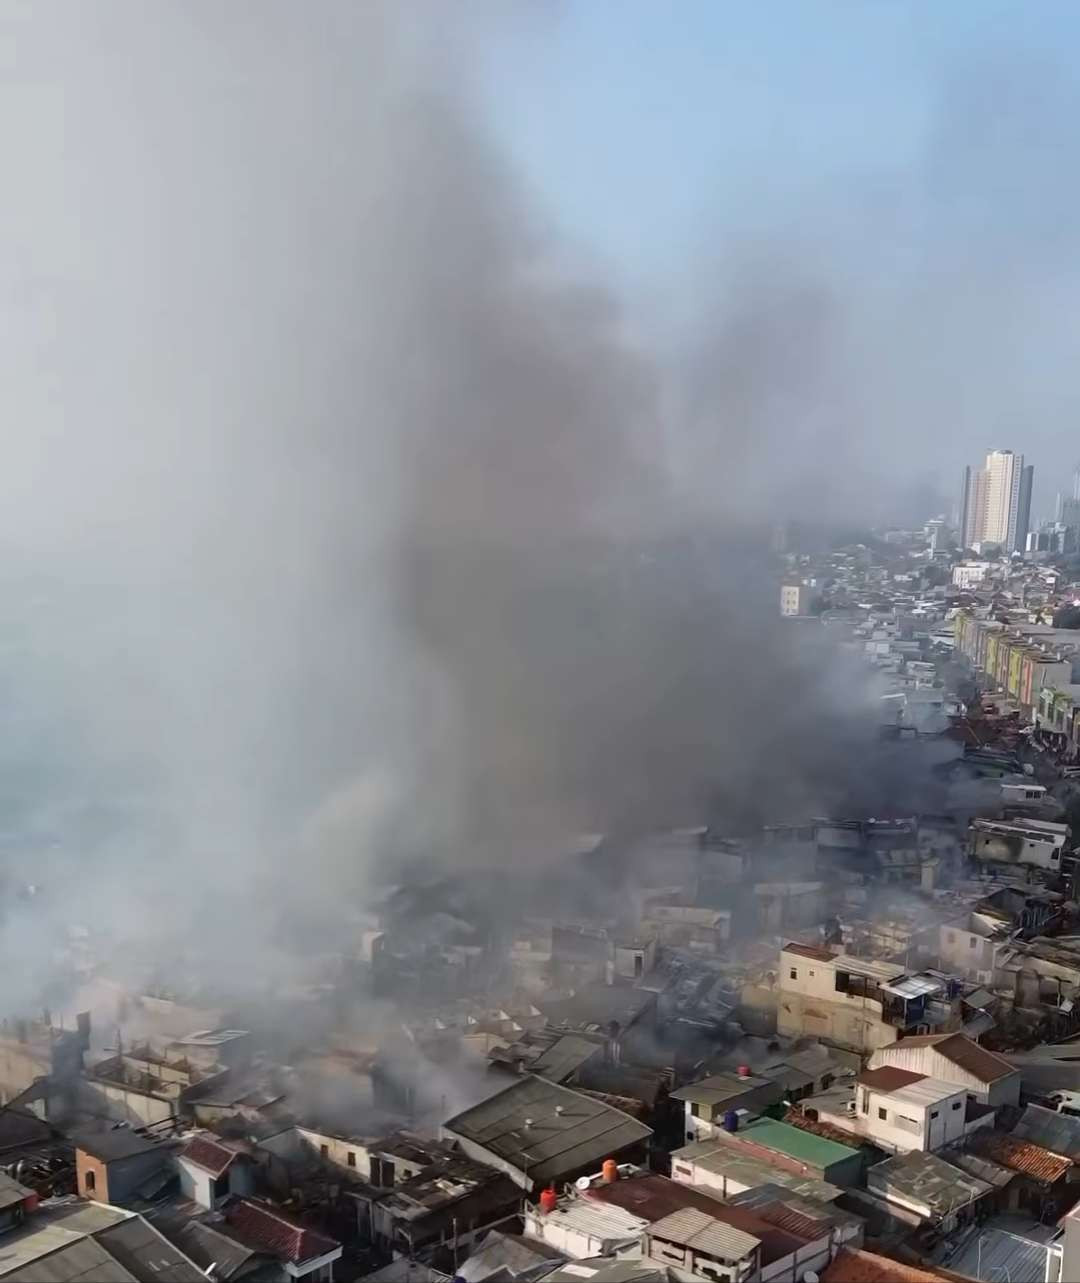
856, 1067, 926, 1092
961, 1129, 1072, 1184
887, 1032, 1015, 1083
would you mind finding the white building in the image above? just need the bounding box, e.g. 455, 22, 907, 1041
524, 1198, 647, 1260
951, 562, 991, 589
968, 817, 1068, 872
777, 944, 948, 1054
670, 1070, 784, 1145
781, 584, 809, 617
867, 1032, 1020, 1108
798, 1067, 988, 1154
961, 450, 1033, 552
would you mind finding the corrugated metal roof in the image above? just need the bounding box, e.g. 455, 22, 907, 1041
1012, 1104, 1080, 1159
648, 1207, 760, 1262
94, 1218, 207, 1282
538, 1199, 648, 1242
727, 1117, 858, 1166
867, 1151, 992, 1217
669, 1072, 779, 1106
3, 1237, 136, 1282
670, 1143, 841, 1201
945, 1221, 1062, 1283
445, 1076, 652, 1187
880, 975, 945, 1000
879, 1033, 1016, 1083
889, 1079, 964, 1110
963, 987, 995, 1010
938, 1144, 1014, 1189
532, 1035, 602, 1084
830, 954, 908, 981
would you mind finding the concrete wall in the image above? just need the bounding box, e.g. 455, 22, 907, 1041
177, 1155, 255, 1209
295, 1127, 372, 1181
856, 1084, 967, 1153
77, 1147, 172, 1206
0, 1037, 51, 1105
938, 923, 996, 982
78, 1077, 175, 1126
777, 992, 898, 1055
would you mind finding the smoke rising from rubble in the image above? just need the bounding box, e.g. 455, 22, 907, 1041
0, 1, 1048, 1019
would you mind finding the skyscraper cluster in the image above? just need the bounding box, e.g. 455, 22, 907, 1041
959, 449, 1033, 552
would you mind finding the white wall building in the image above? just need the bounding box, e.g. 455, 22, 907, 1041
777, 944, 911, 1054
951, 562, 991, 589
867, 1032, 1020, 1108
800, 1068, 982, 1154
781, 584, 809, 617
962, 450, 1033, 552
968, 818, 1067, 872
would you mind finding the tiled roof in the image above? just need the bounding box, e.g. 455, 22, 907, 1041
179, 1133, 238, 1178
857, 1067, 925, 1092
962, 1130, 1072, 1184
822, 1247, 950, 1282
224, 1198, 340, 1265
891, 1033, 1015, 1083
783, 1109, 864, 1150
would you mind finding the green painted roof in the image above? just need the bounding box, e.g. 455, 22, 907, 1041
736, 1117, 858, 1166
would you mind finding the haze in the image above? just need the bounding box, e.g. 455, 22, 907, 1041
0, 1, 1074, 1013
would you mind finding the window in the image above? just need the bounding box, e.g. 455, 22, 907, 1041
969, 937, 977, 948
348, 1151, 357, 1168
947, 932, 956, 943
320, 1144, 329, 1159
836, 972, 850, 994
790, 968, 798, 980
691, 1104, 702, 1119
930, 1110, 939, 1119
878, 1107, 888, 1121
952, 1101, 962, 1111
809, 970, 815, 977
85, 1169, 96, 1194
861, 1091, 869, 1114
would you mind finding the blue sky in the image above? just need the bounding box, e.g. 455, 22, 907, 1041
471, 2, 1080, 516
480, 1, 1072, 279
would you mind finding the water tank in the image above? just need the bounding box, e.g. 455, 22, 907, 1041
722, 1109, 739, 1133
539, 1187, 558, 1214
602, 1158, 619, 1184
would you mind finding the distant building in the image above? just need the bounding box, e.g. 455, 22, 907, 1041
961, 450, 1032, 551
951, 562, 991, 589
781, 583, 809, 617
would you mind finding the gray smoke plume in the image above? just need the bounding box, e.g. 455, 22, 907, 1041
0, 0, 1002, 1019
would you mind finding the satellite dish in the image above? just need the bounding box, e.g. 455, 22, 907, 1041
575, 1177, 591, 1191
